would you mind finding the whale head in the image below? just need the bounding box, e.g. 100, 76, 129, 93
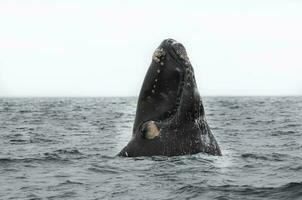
118, 39, 221, 157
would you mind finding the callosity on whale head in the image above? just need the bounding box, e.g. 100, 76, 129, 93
118, 39, 221, 157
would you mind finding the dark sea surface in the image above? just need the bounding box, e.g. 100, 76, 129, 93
0, 97, 302, 200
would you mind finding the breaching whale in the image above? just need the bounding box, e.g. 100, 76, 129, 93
118, 39, 221, 157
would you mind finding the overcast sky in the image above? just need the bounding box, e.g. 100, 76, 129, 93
0, 0, 301, 97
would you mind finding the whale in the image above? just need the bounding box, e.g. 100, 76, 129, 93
118, 39, 221, 157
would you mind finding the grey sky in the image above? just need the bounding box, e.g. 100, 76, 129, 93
0, 0, 301, 96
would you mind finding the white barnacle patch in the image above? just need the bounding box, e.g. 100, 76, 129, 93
152, 89, 155, 93
160, 62, 164, 66
152, 48, 166, 63
175, 48, 190, 66
144, 121, 160, 139
157, 69, 160, 73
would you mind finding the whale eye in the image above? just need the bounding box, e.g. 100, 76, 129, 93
140, 121, 160, 140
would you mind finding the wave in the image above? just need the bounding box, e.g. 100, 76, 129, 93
58, 180, 84, 186
174, 182, 302, 199
0, 148, 85, 165
53, 148, 83, 155
43, 148, 86, 160
284, 124, 300, 128
241, 153, 290, 162
0, 156, 70, 165
271, 130, 296, 136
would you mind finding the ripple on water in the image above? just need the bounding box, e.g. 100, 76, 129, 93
1, 97, 302, 199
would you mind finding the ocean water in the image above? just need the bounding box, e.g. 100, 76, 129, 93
0, 97, 302, 200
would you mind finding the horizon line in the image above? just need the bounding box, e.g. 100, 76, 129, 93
0, 95, 301, 98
